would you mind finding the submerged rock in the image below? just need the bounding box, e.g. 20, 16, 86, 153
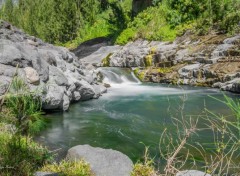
67, 145, 133, 176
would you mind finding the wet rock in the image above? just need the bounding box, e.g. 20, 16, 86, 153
67, 145, 133, 176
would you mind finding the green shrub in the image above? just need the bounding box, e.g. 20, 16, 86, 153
4, 77, 45, 135
115, 28, 136, 45
0, 131, 52, 176
41, 159, 93, 176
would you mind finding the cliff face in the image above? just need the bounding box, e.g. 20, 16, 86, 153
0, 21, 106, 111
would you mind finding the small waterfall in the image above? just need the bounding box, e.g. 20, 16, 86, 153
98, 67, 141, 86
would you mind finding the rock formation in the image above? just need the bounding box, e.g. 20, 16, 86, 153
0, 21, 107, 111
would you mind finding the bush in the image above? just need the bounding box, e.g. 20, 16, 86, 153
4, 77, 45, 135
115, 28, 136, 45
0, 130, 52, 176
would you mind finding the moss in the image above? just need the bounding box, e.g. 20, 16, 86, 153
102, 53, 113, 67
144, 55, 153, 67
158, 67, 172, 74
133, 68, 145, 82
41, 159, 93, 176
150, 47, 157, 55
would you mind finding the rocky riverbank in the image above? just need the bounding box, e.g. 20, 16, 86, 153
0, 21, 107, 111
78, 32, 240, 93
111, 33, 240, 93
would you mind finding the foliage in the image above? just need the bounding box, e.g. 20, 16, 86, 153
0, 0, 100, 44
4, 77, 45, 135
0, 130, 52, 176
41, 159, 93, 176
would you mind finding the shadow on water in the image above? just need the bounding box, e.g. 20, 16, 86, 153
36, 68, 240, 170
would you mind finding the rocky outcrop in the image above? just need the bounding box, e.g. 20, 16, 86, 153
0, 21, 106, 111
107, 33, 240, 93
66, 145, 133, 176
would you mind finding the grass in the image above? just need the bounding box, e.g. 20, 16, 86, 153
41, 159, 93, 176
0, 129, 52, 176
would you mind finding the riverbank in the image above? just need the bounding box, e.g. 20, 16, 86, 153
76, 33, 240, 94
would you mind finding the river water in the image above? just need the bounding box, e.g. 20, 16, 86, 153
36, 67, 239, 169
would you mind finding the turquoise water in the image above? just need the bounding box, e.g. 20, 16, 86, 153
36, 68, 239, 168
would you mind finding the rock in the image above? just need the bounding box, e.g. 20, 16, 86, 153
0, 21, 107, 111
67, 145, 133, 176
176, 170, 211, 176
42, 85, 65, 110
92, 84, 107, 98
34, 172, 59, 176
78, 80, 95, 101
24, 67, 40, 85
0, 76, 10, 95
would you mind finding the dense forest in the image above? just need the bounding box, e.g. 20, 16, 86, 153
0, 0, 239, 48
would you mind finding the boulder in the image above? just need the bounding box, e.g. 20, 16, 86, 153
176, 170, 211, 176
34, 172, 59, 176
42, 85, 65, 110
67, 145, 133, 176
24, 67, 40, 85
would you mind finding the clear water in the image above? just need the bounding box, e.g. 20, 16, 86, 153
36, 68, 239, 167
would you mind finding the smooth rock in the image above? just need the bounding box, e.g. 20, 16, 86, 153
67, 145, 133, 176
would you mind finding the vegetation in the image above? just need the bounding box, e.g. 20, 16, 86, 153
41, 159, 93, 176
131, 94, 240, 175
116, 0, 240, 44
1, 0, 239, 47
0, 76, 51, 175
0, 129, 51, 176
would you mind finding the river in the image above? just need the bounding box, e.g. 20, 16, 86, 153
36, 67, 239, 170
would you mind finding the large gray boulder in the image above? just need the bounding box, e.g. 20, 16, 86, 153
67, 145, 133, 176
0, 21, 106, 111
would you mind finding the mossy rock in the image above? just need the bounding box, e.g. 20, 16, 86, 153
133, 68, 145, 82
